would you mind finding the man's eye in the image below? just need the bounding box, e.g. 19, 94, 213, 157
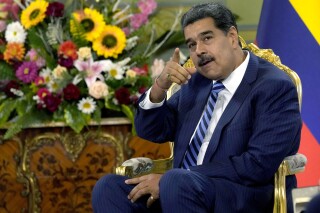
188, 43, 196, 49
204, 36, 212, 41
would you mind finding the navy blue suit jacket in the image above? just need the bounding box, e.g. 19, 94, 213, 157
135, 52, 301, 212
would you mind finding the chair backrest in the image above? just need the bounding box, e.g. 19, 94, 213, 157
239, 37, 304, 213
238, 36, 302, 110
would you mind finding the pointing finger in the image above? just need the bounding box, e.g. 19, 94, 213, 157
171, 48, 180, 63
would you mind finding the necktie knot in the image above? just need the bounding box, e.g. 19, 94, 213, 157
212, 81, 225, 94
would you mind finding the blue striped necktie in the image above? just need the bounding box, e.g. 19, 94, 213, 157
182, 81, 225, 169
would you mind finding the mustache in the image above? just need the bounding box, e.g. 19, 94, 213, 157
198, 55, 215, 66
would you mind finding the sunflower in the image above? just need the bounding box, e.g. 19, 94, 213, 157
92, 25, 126, 59
20, 0, 49, 29
70, 8, 105, 42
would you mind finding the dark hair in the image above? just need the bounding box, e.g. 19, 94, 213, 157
181, 3, 238, 35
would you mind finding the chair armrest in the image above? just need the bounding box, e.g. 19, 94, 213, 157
115, 156, 174, 178
115, 157, 153, 177
283, 153, 307, 175
273, 153, 307, 213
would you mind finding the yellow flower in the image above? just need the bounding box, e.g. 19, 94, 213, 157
20, 0, 49, 29
52, 65, 67, 79
77, 47, 92, 61
70, 8, 105, 41
92, 25, 126, 59
126, 69, 137, 78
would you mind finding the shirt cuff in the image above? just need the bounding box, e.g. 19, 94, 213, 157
139, 88, 165, 109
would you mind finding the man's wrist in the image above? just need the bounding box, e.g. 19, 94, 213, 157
155, 76, 170, 92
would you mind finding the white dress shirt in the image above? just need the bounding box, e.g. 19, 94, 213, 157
140, 51, 250, 165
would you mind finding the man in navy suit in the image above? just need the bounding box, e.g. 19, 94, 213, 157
92, 2, 301, 212
306, 193, 320, 213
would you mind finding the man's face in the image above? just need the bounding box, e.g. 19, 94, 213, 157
184, 17, 239, 80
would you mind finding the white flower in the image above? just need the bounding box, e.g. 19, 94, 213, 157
125, 36, 139, 51
88, 81, 109, 99
5, 21, 27, 43
117, 57, 131, 67
47, 80, 59, 93
10, 88, 24, 97
39, 68, 53, 83
112, 98, 119, 105
106, 62, 125, 80
33, 95, 44, 105
77, 97, 96, 114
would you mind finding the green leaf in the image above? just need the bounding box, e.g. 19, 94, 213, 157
105, 99, 121, 112
64, 106, 86, 133
4, 125, 22, 140
0, 61, 15, 80
105, 78, 125, 89
92, 105, 102, 123
27, 28, 56, 69
16, 99, 33, 116
56, 71, 74, 89
3, 108, 51, 139
69, 15, 89, 48
121, 104, 136, 135
0, 99, 17, 125
121, 105, 134, 122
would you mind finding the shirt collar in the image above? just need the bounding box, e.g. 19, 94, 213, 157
217, 50, 250, 95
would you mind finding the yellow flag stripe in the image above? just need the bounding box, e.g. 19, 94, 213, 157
290, 0, 320, 45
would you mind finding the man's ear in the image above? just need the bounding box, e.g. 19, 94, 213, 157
228, 26, 239, 48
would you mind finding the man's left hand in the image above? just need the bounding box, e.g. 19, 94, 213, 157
125, 173, 163, 208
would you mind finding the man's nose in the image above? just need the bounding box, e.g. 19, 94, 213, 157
195, 42, 207, 55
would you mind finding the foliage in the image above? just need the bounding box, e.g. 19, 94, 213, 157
0, 0, 180, 139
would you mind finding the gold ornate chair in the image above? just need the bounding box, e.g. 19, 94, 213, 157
115, 37, 307, 213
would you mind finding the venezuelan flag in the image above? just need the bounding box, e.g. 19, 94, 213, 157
256, 0, 320, 187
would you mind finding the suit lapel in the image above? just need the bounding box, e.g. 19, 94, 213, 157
203, 52, 259, 163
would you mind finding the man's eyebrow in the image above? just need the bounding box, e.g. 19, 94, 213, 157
199, 30, 213, 36
185, 38, 192, 45
185, 30, 214, 44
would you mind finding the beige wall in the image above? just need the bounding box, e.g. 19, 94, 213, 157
227, 0, 263, 42
121, 0, 263, 59
150, 0, 263, 59
156, 0, 263, 42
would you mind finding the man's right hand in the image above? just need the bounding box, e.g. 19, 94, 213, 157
150, 48, 195, 102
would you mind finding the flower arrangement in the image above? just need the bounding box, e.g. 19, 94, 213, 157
0, 0, 180, 139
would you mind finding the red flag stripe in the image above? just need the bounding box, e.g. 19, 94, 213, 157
296, 123, 320, 187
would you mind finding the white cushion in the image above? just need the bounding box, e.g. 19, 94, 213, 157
122, 157, 153, 176
285, 153, 307, 174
